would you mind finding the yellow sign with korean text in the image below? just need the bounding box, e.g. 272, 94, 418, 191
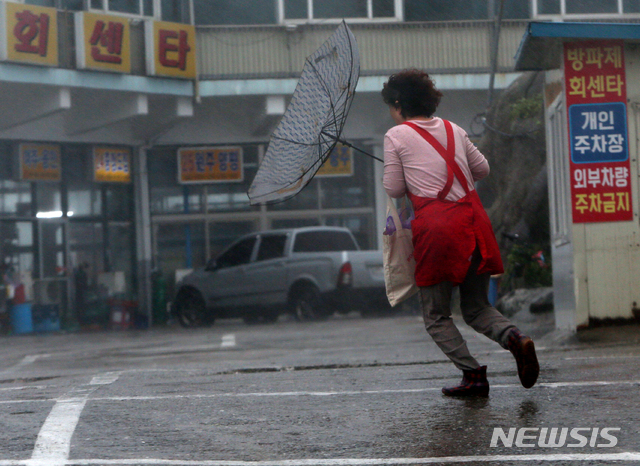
75, 12, 131, 73
93, 147, 131, 183
145, 20, 196, 79
19, 143, 61, 181
317, 144, 353, 177
2, 2, 58, 66
178, 147, 243, 184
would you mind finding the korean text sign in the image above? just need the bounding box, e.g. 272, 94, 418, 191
145, 20, 196, 79
19, 143, 61, 181
74, 12, 131, 73
94, 147, 131, 183
1, 2, 58, 66
316, 144, 353, 177
564, 40, 632, 223
178, 147, 243, 184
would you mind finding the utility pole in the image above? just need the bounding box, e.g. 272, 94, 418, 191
487, 0, 506, 108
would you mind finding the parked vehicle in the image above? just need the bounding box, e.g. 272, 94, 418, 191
172, 227, 390, 327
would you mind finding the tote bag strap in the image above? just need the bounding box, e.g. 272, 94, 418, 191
403, 120, 470, 199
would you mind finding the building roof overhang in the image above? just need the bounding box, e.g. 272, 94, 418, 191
515, 21, 640, 71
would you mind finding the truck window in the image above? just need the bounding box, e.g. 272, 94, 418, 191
216, 236, 257, 268
293, 231, 357, 252
257, 234, 287, 261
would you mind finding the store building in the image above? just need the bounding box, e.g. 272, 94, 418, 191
2, 0, 636, 330
515, 22, 640, 330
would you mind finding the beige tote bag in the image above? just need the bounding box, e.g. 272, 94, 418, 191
383, 196, 419, 306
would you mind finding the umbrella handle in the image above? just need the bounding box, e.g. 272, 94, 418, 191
321, 131, 383, 163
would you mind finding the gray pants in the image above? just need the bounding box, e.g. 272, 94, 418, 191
419, 249, 516, 371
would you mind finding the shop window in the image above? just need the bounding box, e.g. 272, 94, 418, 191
0, 181, 32, 217
35, 183, 62, 217
565, 0, 618, 14
68, 222, 104, 275
405, 0, 488, 21
0, 221, 35, 274
209, 221, 255, 259
156, 222, 205, 271
624, 0, 640, 13
161, 0, 190, 22
536, 0, 560, 14
107, 223, 135, 286
283, 0, 398, 21
24, 0, 82, 7
39, 221, 65, 277
90, 0, 155, 17
149, 146, 256, 214
105, 184, 134, 220
325, 215, 372, 249
267, 178, 319, 211
109, 0, 140, 14
193, 0, 277, 25
373, 0, 395, 17
25, 0, 56, 6
284, 0, 306, 19
319, 150, 375, 209
66, 148, 102, 217
502, 0, 530, 19
315, 0, 367, 19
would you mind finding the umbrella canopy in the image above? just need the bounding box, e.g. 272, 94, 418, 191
248, 22, 360, 205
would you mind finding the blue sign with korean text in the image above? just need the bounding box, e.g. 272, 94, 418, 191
569, 102, 628, 164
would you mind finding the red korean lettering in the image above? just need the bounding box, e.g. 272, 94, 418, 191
13, 10, 49, 57
89, 20, 124, 64
158, 29, 191, 71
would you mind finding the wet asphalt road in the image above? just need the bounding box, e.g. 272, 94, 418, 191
0, 311, 639, 466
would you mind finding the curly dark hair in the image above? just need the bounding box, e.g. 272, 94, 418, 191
381, 69, 443, 118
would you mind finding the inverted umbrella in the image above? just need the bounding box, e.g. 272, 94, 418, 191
248, 21, 381, 205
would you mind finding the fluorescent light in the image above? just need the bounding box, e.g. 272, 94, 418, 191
36, 211, 63, 218
35, 211, 75, 218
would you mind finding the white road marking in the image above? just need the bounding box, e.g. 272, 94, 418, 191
90, 372, 121, 385
564, 354, 640, 360
1, 378, 638, 406
0, 385, 47, 392
28, 373, 121, 466
0, 452, 639, 465
221, 334, 236, 348
30, 399, 87, 466
0, 354, 50, 374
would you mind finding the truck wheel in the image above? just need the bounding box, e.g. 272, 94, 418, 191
262, 310, 279, 323
175, 289, 209, 328
291, 286, 325, 322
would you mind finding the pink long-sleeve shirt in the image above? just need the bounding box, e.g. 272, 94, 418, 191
383, 117, 490, 201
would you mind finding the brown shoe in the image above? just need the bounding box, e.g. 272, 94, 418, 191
507, 329, 539, 389
442, 365, 489, 397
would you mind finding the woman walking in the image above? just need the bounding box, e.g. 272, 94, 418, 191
381, 69, 539, 397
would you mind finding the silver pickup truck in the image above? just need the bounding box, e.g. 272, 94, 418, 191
172, 227, 389, 326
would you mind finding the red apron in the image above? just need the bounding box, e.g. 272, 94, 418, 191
403, 120, 504, 287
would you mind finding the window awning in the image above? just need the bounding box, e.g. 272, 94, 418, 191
515, 22, 640, 71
